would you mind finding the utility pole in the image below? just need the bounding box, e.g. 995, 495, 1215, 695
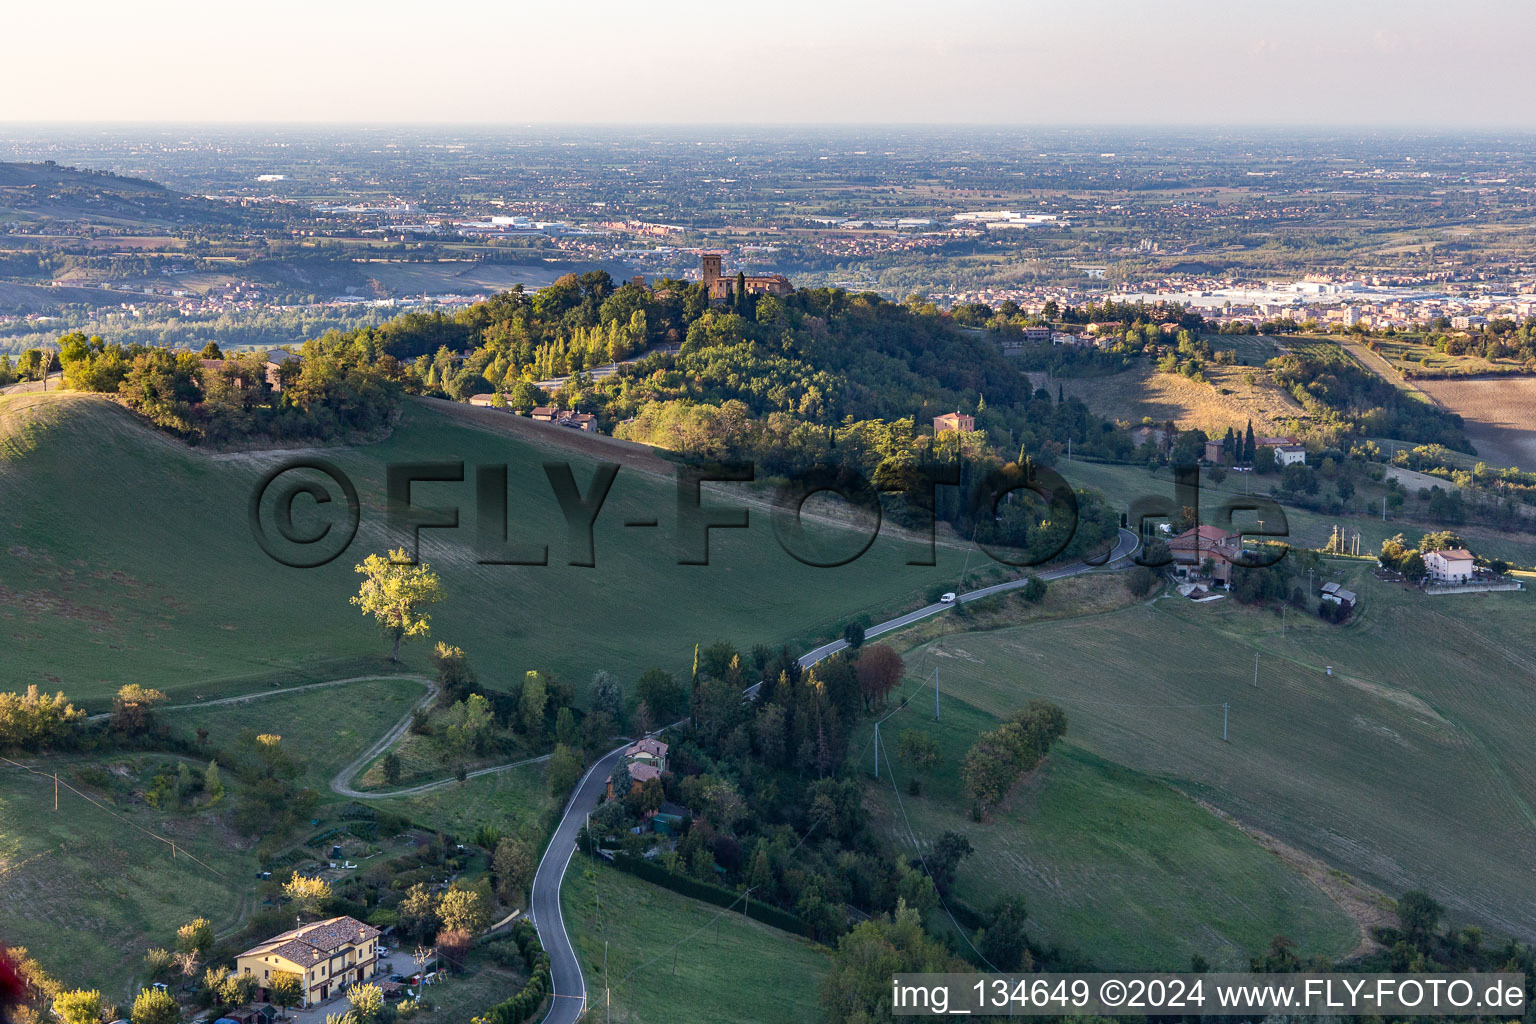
1382, 496, 1387, 521
1222, 702, 1229, 742
1253, 653, 1259, 688
54, 771, 59, 811
935, 667, 940, 722
873, 723, 880, 779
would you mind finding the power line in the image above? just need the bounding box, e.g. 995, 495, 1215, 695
877, 731, 1003, 973
0, 754, 228, 878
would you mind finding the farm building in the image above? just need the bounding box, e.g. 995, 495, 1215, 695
235, 916, 381, 1008
1168, 525, 1244, 584
1425, 548, 1475, 585
1320, 582, 1357, 608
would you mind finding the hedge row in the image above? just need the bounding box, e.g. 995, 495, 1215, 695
473, 919, 550, 1024
606, 851, 816, 939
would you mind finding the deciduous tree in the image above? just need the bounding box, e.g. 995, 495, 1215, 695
350, 550, 444, 662
268, 972, 302, 1016
176, 918, 213, 957
111, 684, 167, 734
131, 986, 180, 1024
978, 894, 1031, 971
399, 883, 440, 941
346, 983, 384, 1024
283, 874, 332, 917
438, 887, 490, 934
52, 988, 103, 1024
518, 671, 548, 736
927, 831, 974, 895
492, 838, 535, 904
590, 670, 624, 727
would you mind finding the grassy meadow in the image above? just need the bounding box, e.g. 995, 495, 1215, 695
856, 693, 1358, 969
878, 561, 1536, 941
0, 389, 962, 1000
0, 391, 967, 707
160, 675, 428, 790
561, 857, 831, 1024
0, 756, 258, 1002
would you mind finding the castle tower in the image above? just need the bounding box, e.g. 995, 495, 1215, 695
700, 253, 722, 294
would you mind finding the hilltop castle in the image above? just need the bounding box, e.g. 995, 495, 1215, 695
701, 253, 792, 302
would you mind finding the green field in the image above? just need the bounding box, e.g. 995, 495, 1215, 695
162, 675, 427, 790
0, 390, 962, 1003
0, 392, 966, 707
0, 756, 257, 1002
375, 758, 555, 851
1366, 334, 1527, 378
858, 697, 1357, 968
1, 696, 553, 998
879, 562, 1536, 941
415, 959, 529, 1022
561, 858, 831, 1024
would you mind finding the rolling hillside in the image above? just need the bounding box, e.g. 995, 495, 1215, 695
878, 562, 1536, 941
0, 391, 971, 706
0, 160, 251, 228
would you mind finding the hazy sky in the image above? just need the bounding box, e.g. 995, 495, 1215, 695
7, 0, 1535, 124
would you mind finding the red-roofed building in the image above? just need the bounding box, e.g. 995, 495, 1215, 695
1168, 525, 1244, 584
236, 916, 381, 1007
624, 737, 668, 771
933, 411, 975, 433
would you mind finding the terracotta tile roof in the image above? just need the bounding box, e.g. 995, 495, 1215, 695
1168, 525, 1235, 548
239, 916, 379, 967
628, 762, 662, 783
626, 738, 668, 760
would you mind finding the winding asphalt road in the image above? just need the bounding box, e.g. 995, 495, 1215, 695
531, 527, 1141, 1024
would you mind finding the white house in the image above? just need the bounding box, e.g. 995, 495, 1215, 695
1274, 444, 1307, 467
1425, 548, 1475, 584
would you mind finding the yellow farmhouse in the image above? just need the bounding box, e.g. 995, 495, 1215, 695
235, 916, 382, 1007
